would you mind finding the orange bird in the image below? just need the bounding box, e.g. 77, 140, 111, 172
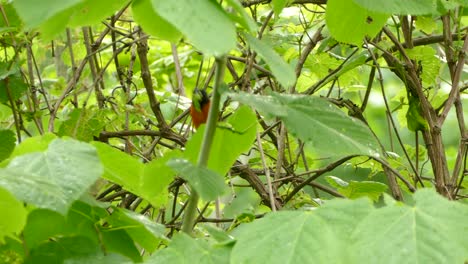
190, 88, 210, 129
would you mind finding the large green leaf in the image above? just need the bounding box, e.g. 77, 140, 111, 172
167, 159, 226, 201
92, 142, 178, 207
406, 94, 429, 132
25, 235, 99, 263
67, 0, 127, 27
147, 233, 231, 264
65, 200, 104, 244
108, 208, 167, 253
23, 209, 66, 248
0, 133, 57, 167
272, 0, 290, 17
58, 108, 106, 142
92, 141, 142, 188
326, 176, 388, 201
0, 187, 27, 243
0, 65, 28, 104
230, 92, 382, 158
64, 253, 133, 264
0, 130, 15, 162
151, 0, 236, 55
13, 0, 125, 39
326, 0, 388, 45
0, 139, 103, 214
184, 105, 257, 176
100, 228, 142, 263
231, 189, 468, 264
231, 199, 370, 263
132, 0, 182, 42
406, 46, 441, 86
244, 34, 296, 88
224, 0, 258, 32
12, 0, 81, 29
352, 189, 468, 264
353, 0, 439, 15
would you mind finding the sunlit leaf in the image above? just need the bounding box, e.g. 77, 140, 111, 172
108, 208, 167, 253
326, 0, 388, 45
352, 189, 468, 263
0, 187, 27, 243
68, 0, 127, 27
151, 0, 236, 55
167, 159, 226, 201
0, 130, 15, 162
132, 0, 182, 42
23, 209, 66, 248
232, 190, 468, 264
12, 0, 81, 29
244, 34, 296, 88
230, 92, 382, 158
92, 142, 178, 207
0, 139, 103, 214
353, 0, 439, 15
147, 233, 231, 264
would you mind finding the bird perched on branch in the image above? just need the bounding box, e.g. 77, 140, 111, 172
190, 88, 210, 129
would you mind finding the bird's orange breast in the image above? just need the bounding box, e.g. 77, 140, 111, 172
190, 101, 210, 129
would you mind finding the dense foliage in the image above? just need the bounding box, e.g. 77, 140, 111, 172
0, 0, 467, 263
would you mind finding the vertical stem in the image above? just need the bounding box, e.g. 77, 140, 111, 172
181, 56, 227, 234
257, 130, 277, 211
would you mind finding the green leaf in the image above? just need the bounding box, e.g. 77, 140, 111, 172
58, 108, 106, 142
147, 233, 232, 264
272, 0, 290, 17
343, 180, 387, 201
108, 208, 167, 253
12, 0, 81, 29
353, 0, 439, 15
0, 187, 27, 243
232, 190, 468, 263
0, 130, 15, 162
326, 0, 388, 45
184, 105, 257, 176
352, 189, 468, 263
64, 253, 133, 264
67, 0, 127, 27
101, 228, 142, 263
132, 0, 182, 42
23, 209, 66, 248
26, 236, 99, 263
406, 46, 441, 86
244, 34, 296, 88
0, 3, 22, 29
140, 151, 180, 207
14, 0, 125, 39
326, 177, 387, 201
406, 95, 429, 132
224, 0, 258, 32
232, 211, 348, 263
151, 0, 236, 55
0, 139, 103, 214
0, 133, 57, 167
326, 175, 349, 188
92, 141, 142, 188
92, 142, 178, 207
223, 188, 260, 218
167, 158, 226, 201
65, 200, 103, 244
340, 181, 387, 201
36, 7, 72, 40
230, 92, 382, 158
0, 67, 28, 104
